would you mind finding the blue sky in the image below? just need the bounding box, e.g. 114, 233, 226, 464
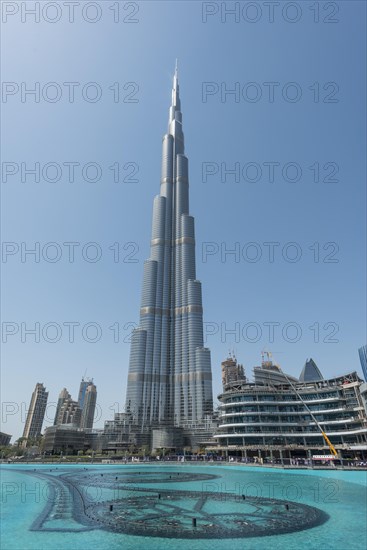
1, 1, 366, 440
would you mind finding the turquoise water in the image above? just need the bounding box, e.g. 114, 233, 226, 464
1, 464, 366, 550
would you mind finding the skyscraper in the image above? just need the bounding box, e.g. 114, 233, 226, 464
53, 379, 97, 430
80, 383, 97, 429
78, 377, 94, 410
23, 382, 48, 441
359, 345, 367, 381
54, 388, 71, 425
125, 65, 213, 436
54, 396, 81, 427
299, 358, 323, 382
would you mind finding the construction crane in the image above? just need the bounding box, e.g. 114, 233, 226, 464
281, 370, 338, 458
259, 350, 337, 457
261, 350, 284, 364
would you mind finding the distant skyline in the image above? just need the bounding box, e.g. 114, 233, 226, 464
1, 1, 366, 440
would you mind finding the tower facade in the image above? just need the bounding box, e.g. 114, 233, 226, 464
55, 396, 81, 427
54, 388, 71, 425
359, 345, 367, 381
299, 358, 323, 382
23, 382, 48, 440
78, 377, 94, 410
125, 67, 213, 431
80, 383, 97, 429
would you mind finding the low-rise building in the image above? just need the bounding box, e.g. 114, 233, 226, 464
0, 432, 12, 446
42, 425, 85, 454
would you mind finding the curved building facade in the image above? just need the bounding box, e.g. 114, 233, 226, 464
213, 371, 367, 461
253, 364, 299, 386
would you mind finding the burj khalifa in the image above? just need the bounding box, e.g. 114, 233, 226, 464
125, 65, 213, 435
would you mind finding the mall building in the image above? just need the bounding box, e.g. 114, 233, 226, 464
210, 356, 367, 462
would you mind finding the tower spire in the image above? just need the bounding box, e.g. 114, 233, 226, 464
169, 60, 183, 151
171, 59, 180, 114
